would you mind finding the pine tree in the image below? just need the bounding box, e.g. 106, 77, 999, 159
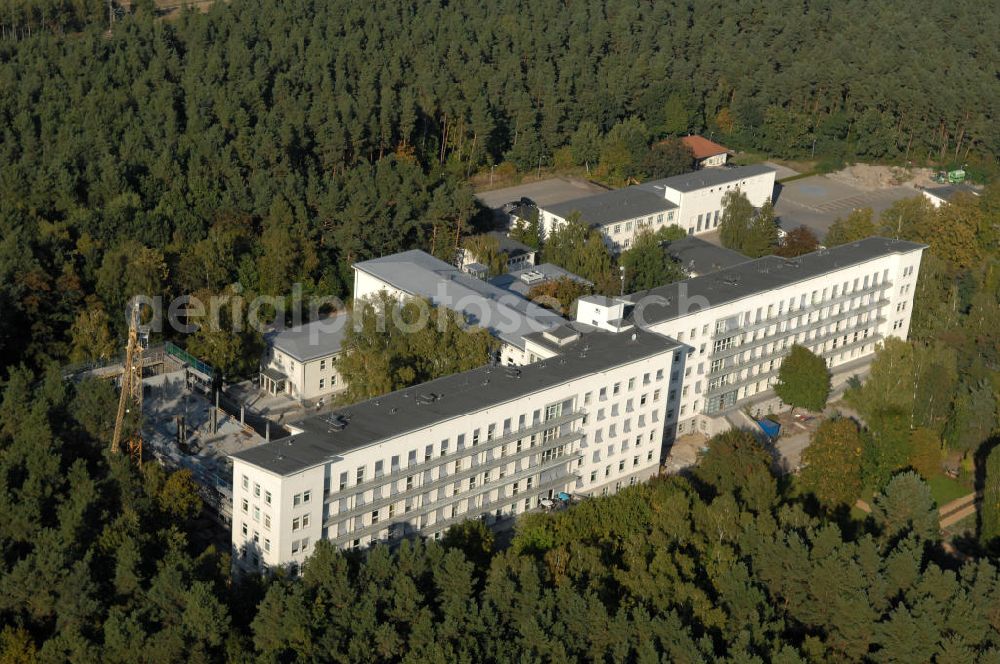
982, 445, 1000, 545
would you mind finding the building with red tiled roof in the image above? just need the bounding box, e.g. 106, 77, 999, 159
681, 135, 729, 168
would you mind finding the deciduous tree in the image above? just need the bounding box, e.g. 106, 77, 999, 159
825, 208, 876, 246
800, 418, 863, 507
775, 225, 819, 258
774, 345, 830, 412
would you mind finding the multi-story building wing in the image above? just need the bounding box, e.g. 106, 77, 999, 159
353, 250, 568, 366
624, 237, 926, 437
537, 164, 776, 251
230, 324, 679, 572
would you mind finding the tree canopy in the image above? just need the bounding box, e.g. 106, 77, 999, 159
333, 293, 498, 403
718, 191, 779, 258
774, 344, 831, 412
2, 0, 999, 376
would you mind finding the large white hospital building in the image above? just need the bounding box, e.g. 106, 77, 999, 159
230, 236, 925, 572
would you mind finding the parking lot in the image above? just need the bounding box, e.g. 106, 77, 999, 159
774, 175, 917, 240
475, 177, 609, 228
475, 176, 609, 210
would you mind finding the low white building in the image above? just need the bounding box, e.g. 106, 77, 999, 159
921, 183, 980, 208
230, 324, 681, 572
260, 316, 348, 403
459, 231, 537, 274
353, 250, 568, 366
681, 135, 730, 169
538, 164, 776, 251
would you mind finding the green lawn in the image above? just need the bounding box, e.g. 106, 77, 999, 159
927, 474, 971, 507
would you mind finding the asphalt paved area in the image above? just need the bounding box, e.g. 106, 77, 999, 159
774, 175, 917, 240
475, 177, 609, 210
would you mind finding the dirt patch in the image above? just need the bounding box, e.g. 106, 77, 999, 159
826, 163, 937, 191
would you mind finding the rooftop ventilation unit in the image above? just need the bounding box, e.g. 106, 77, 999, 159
519, 270, 545, 285
324, 414, 348, 431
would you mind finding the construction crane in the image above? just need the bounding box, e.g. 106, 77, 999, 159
111, 301, 144, 466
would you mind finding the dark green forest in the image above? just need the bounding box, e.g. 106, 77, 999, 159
7, 372, 1000, 662
1, 1, 1000, 660
2, 0, 999, 376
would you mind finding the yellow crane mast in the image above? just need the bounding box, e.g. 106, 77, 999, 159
111, 302, 144, 466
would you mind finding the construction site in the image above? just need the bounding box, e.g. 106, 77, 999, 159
74, 304, 284, 533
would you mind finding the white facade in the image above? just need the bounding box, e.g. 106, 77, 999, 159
537, 165, 777, 252
697, 153, 728, 168
627, 240, 925, 437
231, 328, 679, 573
231, 237, 925, 574
538, 206, 678, 254
661, 170, 775, 236
261, 346, 344, 402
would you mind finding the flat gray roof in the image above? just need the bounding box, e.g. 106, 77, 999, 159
489, 263, 592, 297
354, 250, 567, 350
665, 237, 751, 276
267, 315, 349, 362
923, 184, 980, 201
541, 164, 775, 227
486, 231, 534, 257
543, 187, 676, 227
638, 163, 775, 194
625, 237, 926, 326
579, 294, 619, 307
231, 327, 679, 476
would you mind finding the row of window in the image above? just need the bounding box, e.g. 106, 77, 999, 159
586, 450, 655, 484
590, 410, 660, 444
689, 271, 892, 344
609, 211, 674, 236
241, 522, 271, 553
242, 476, 273, 505
692, 209, 721, 233
582, 371, 665, 407
335, 404, 571, 491
590, 430, 657, 463
590, 390, 661, 421
240, 500, 273, 530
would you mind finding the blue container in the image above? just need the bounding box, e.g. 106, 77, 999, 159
756, 418, 781, 439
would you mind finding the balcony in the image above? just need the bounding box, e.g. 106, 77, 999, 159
327, 454, 582, 545
710, 281, 892, 340
324, 409, 586, 503
709, 300, 888, 363
708, 316, 886, 378
704, 333, 883, 398
323, 429, 584, 526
